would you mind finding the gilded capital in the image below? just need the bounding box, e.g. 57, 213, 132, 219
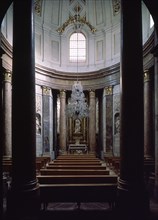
144, 69, 151, 82
42, 86, 51, 95
34, 0, 42, 16
3, 70, 12, 82
60, 89, 66, 98
112, 0, 120, 16
89, 89, 95, 98
105, 86, 113, 95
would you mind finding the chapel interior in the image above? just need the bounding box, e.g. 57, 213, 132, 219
1, 0, 158, 220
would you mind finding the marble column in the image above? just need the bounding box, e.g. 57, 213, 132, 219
118, 0, 148, 219
2, 69, 12, 157
102, 88, 106, 156
59, 90, 66, 153
152, 37, 158, 201
69, 117, 73, 142
98, 89, 104, 159
105, 86, 113, 156
83, 118, 87, 143
42, 86, 53, 157
52, 91, 58, 158
89, 90, 96, 153
0, 50, 4, 220
7, 0, 40, 218
144, 69, 153, 159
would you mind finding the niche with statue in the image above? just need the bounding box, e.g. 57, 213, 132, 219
67, 117, 88, 146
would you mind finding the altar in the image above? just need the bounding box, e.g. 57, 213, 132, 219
68, 144, 88, 154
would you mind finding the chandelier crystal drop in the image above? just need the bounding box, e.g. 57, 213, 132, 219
66, 81, 89, 119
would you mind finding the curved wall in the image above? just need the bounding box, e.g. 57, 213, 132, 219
1, 0, 154, 75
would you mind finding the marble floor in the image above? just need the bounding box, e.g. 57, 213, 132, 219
38, 199, 158, 220
3, 197, 158, 220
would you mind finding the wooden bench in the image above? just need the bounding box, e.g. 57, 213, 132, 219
36, 156, 51, 164
37, 174, 118, 184
37, 154, 118, 211
56, 156, 97, 160
39, 183, 117, 210
53, 159, 101, 163
46, 165, 107, 170
57, 154, 97, 157
49, 161, 102, 165
39, 169, 110, 175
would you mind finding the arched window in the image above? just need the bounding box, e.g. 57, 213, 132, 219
69, 32, 86, 62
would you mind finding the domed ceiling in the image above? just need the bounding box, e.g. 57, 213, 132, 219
1, 0, 154, 90
33, 0, 121, 73
1, 0, 153, 73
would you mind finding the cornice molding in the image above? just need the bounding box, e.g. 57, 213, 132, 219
143, 32, 154, 57
1, 30, 155, 90
151, 43, 158, 57
1, 33, 12, 58
35, 63, 120, 81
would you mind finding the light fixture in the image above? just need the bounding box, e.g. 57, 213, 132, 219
66, 3, 89, 119
67, 81, 89, 119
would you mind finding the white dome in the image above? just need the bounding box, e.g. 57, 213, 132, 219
1, 0, 154, 73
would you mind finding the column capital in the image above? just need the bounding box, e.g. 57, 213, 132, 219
89, 89, 96, 98
60, 89, 66, 98
42, 86, 51, 95
3, 69, 12, 82
89, 89, 95, 92
105, 86, 113, 95
144, 69, 151, 82
60, 89, 66, 93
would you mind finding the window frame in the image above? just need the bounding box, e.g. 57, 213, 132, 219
69, 32, 86, 63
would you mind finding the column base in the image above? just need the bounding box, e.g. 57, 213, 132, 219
144, 155, 154, 160
153, 184, 158, 202
117, 178, 150, 220
104, 152, 113, 157
6, 183, 40, 219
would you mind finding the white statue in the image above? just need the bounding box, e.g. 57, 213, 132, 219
74, 118, 81, 133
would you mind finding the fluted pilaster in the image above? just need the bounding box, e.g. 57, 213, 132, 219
89, 90, 96, 152
105, 86, 113, 155
152, 40, 158, 201
42, 86, 53, 156
144, 69, 153, 159
59, 90, 67, 153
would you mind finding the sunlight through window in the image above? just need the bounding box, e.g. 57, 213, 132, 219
70, 33, 86, 62
150, 14, 154, 28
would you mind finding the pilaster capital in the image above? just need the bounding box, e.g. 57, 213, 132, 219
105, 86, 113, 95
3, 69, 12, 82
42, 86, 51, 95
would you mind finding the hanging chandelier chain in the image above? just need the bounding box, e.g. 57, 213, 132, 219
66, 1, 89, 119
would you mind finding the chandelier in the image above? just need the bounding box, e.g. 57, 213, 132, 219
66, 3, 89, 119
67, 81, 89, 119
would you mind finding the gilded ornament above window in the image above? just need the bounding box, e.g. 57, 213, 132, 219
34, 0, 42, 16
112, 0, 120, 16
